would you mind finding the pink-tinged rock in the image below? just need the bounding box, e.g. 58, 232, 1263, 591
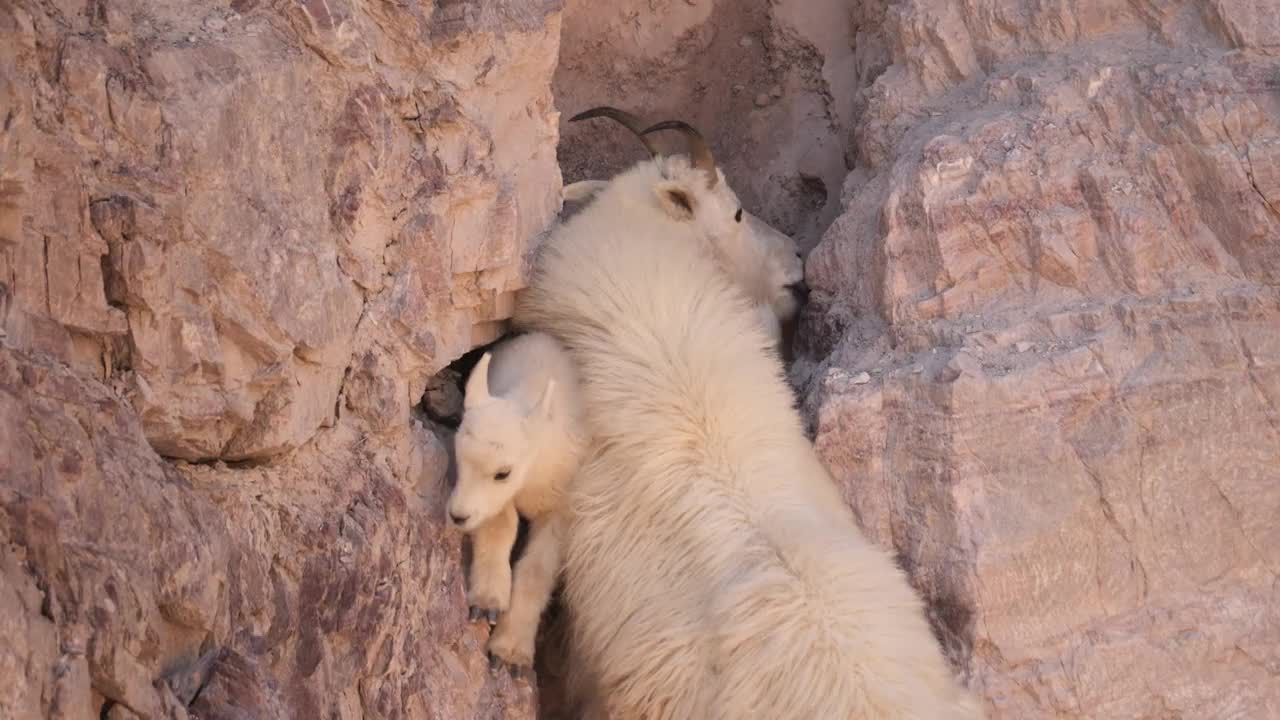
0, 0, 561, 461
1, 0, 560, 716
1, 342, 538, 718
553, 0, 860, 251
801, 1, 1280, 716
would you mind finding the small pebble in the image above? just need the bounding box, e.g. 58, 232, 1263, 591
754, 93, 771, 108
851, 372, 871, 385
769, 85, 783, 98
739, 36, 754, 48
1015, 341, 1034, 353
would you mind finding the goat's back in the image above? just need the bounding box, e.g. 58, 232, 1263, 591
515, 164, 984, 719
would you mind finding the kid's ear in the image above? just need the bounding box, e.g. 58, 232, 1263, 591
464, 352, 492, 409
653, 180, 696, 221
531, 379, 555, 421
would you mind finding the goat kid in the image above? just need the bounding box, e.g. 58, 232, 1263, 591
446, 331, 586, 675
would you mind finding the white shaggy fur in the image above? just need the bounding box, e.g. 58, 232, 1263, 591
447, 331, 586, 672
560, 177, 805, 349
516, 155, 985, 719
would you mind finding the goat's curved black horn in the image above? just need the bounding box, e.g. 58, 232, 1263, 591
640, 120, 718, 189
568, 106, 659, 157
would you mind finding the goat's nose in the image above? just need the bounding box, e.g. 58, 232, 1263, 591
790, 280, 811, 304
449, 511, 469, 526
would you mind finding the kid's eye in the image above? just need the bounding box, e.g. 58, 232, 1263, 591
494, 469, 511, 481
734, 207, 743, 223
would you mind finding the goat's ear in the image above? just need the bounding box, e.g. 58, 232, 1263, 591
531, 379, 555, 421
563, 180, 608, 203
654, 181, 696, 221
464, 352, 493, 409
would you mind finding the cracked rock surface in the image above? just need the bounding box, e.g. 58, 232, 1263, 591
797, 0, 1280, 717
2, 0, 557, 717
1, 0, 560, 462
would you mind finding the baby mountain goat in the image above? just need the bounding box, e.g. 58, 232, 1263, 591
566, 107, 807, 350
446, 331, 586, 674
516, 116, 985, 719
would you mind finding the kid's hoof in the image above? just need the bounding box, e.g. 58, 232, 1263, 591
468, 606, 501, 625
488, 653, 504, 673
486, 627, 534, 677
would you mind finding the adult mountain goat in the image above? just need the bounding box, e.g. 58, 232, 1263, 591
564, 107, 807, 351
515, 119, 985, 719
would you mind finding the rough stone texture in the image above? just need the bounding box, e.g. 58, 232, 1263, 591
1, 0, 561, 717
800, 0, 1280, 717
1, 346, 536, 718
553, 0, 859, 251
1, 0, 561, 462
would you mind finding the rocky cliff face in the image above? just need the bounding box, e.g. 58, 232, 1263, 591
799, 0, 1280, 716
3, 0, 1279, 718
2, 0, 559, 717
554, 0, 859, 252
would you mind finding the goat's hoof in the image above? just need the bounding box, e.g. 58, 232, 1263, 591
468, 606, 501, 626
486, 627, 534, 678
486, 652, 531, 680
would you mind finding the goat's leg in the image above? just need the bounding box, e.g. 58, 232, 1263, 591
487, 509, 566, 675
466, 504, 518, 626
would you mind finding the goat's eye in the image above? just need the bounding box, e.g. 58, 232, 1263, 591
494, 469, 511, 482
734, 207, 743, 223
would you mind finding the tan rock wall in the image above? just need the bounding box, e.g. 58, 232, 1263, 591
800, 0, 1280, 717
553, 0, 858, 250
1, 0, 561, 717
1, 0, 561, 462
